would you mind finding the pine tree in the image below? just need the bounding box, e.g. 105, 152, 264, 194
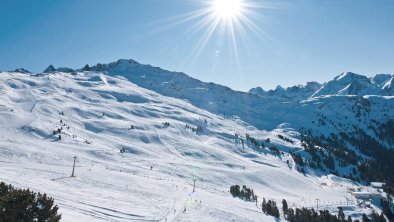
282, 199, 288, 215
262, 198, 267, 214
338, 207, 345, 221
362, 214, 371, 222
230, 185, 240, 198
0, 182, 61, 222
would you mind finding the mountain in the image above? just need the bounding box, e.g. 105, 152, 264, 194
30, 60, 394, 156
382, 76, 394, 95
34, 60, 394, 179
13, 68, 30, 73
250, 82, 322, 101
250, 72, 394, 100
82, 60, 393, 145
0, 60, 393, 221
43, 64, 57, 73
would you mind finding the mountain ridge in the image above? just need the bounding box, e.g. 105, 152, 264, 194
251, 71, 394, 100
7, 59, 394, 140
11, 59, 392, 99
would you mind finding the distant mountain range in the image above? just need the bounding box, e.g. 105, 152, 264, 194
15, 60, 393, 100
250, 72, 393, 101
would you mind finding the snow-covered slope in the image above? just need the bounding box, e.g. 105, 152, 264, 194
0, 60, 393, 221
78, 60, 394, 148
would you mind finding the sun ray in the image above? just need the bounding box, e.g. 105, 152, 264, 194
146, 0, 279, 75
184, 17, 221, 68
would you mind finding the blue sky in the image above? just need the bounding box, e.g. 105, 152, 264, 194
1, 0, 393, 91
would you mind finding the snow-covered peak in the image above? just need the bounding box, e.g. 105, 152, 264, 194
251, 72, 393, 100
333, 72, 369, 82
371, 74, 393, 86
313, 72, 374, 97
88, 59, 140, 72
249, 82, 322, 101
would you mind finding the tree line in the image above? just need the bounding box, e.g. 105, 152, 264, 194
0, 182, 61, 221
229, 185, 392, 221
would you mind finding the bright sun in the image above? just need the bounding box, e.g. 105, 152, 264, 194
213, 0, 243, 20
158, 0, 263, 63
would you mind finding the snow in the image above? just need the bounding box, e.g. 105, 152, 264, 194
370, 182, 386, 189
352, 192, 381, 200
383, 77, 393, 92
250, 72, 394, 100
0, 65, 392, 221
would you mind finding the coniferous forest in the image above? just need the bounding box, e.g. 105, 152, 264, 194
0, 182, 61, 222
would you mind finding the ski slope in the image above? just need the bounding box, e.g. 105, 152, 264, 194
0, 69, 391, 221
